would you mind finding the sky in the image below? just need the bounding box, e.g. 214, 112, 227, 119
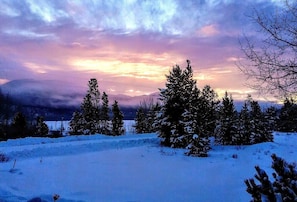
0, 0, 286, 100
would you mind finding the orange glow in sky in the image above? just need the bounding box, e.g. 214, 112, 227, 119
0, 0, 284, 101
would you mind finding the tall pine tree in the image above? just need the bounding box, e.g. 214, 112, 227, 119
155, 60, 196, 147
100, 92, 111, 135
215, 92, 238, 145
111, 100, 124, 136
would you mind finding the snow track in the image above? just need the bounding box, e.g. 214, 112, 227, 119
0, 134, 159, 160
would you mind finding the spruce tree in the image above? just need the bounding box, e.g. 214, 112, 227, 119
101, 92, 111, 135
238, 101, 252, 145
69, 111, 85, 135
81, 93, 95, 134
11, 112, 27, 138
155, 60, 197, 147
277, 98, 297, 132
134, 107, 147, 133
216, 92, 238, 145
199, 85, 220, 136
146, 103, 160, 133
249, 99, 273, 144
34, 116, 49, 137
72, 78, 101, 135
264, 106, 278, 132
111, 100, 124, 136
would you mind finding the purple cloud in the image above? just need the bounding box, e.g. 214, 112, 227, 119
0, 0, 284, 100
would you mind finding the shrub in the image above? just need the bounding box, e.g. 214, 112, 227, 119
245, 154, 297, 202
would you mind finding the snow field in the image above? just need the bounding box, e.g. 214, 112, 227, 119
0, 132, 296, 201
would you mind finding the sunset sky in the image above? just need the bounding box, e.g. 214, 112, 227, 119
0, 0, 285, 99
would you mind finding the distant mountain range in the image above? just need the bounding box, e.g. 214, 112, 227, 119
0, 79, 160, 108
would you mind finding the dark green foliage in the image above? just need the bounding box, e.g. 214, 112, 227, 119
0, 90, 13, 124
215, 92, 238, 145
100, 92, 111, 135
69, 111, 84, 135
264, 106, 278, 132
245, 154, 297, 202
238, 102, 252, 144
198, 85, 220, 136
185, 134, 210, 157
134, 101, 159, 134
69, 78, 126, 136
34, 116, 49, 136
236, 96, 273, 145
12, 112, 27, 137
112, 100, 124, 136
277, 98, 297, 132
250, 99, 273, 144
155, 60, 197, 147
134, 107, 147, 133
155, 60, 212, 156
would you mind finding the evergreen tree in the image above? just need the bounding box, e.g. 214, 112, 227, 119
238, 101, 252, 145
100, 92, 111, 135
237, 96, 273, 145
146, 103, 160, 133
11, 112, 27, 138
215, 92, 238, 145
264, 106, 278, 132
249, 98, 273, 144
81, 93, 95, 134
134, 107, 147, 133
277, 98, 297, 132
198, 85, 220, 136
70, 78, 102, 135
155, 60, 213, 156
111, 100, 124, 136
34, 116, 49, 136
155, 60, 196, 147
69, 111, 85, 135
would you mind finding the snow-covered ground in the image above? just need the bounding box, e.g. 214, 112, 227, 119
46, 120, 136, 135
0, 132, 296, 202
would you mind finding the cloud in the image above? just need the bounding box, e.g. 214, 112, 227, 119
0, 0, 285, 99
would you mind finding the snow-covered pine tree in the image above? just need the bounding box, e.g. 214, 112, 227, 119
100, 92, 111, 135
181, 85, 210, 157
34, 116, 49, 136
249, 98, 273, 144
155, 60, 196, 148
70, 78, 102, 135
111, 100, 124, 136
81, 93, 95, 134
69, 111, 85, 135
146, 103, 160, 133
277, 97, 297, 132
245, 154, 297, 202
87, 78, 101, 133
215, 92, 238, 145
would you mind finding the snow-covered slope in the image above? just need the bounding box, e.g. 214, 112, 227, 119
0, 132, 296, 202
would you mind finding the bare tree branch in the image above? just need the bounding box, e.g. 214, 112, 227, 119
238, 1, 297, 98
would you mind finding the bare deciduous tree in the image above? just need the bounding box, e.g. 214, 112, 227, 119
238, 1, 297, 98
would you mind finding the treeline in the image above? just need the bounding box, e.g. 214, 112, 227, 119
0, 90, 51, 140
133, 60, 297, 157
